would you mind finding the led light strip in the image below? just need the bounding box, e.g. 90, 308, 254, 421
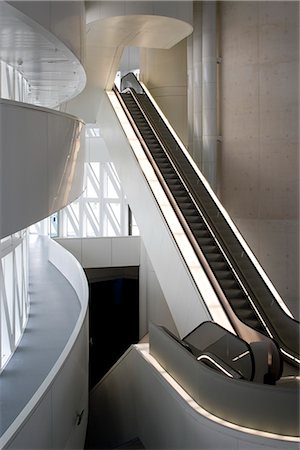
197, 354, 234, 378
232, 350, 250, 362
280, 348, 300, 365
137, 343, 299, 442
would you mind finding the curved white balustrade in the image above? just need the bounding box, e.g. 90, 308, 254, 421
0, 99, 85, 240
0, 3, 88, 449
0, 237, 89, 449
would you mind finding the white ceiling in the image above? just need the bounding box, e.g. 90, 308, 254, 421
86, 14, 193, 89
0, 2, 192, 119
0, 2, 86, 108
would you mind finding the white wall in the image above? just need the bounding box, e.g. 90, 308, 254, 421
55, 236, 140, 269
139, 242, 178, 339
97, 92, 211, 338
2, 239, 89, 449
0, 100, 85, 239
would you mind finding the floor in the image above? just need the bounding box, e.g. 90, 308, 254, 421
0, 235, 81, 438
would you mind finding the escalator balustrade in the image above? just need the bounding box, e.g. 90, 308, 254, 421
115, 73, 300, 369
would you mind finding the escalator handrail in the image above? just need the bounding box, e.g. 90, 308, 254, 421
120, 74, 300, 365
137, 90, 300, 362
115, 85, 284, 382
120, 86, 267, 336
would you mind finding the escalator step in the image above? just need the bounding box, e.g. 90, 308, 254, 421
229, 298, 249, 308
215, 270, 234, 280
200, 245, 220, 254
245, 319, 264, 329
182, 209, 199, 217
192, 230, 211, 239
205, 253, 224, 262
237, 309, 259, 321
224, 288, 245, 299
190, 223, 208, 232
187, 216, 202, 224
219, 279, 240, 290
175, 196, 191, 204
197, 237, 216, 246
180, 205, 198, 213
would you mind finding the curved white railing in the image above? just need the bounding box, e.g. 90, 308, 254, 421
0, 237, 89, 449
0, 3, 88, 448
0, 99, 85, 240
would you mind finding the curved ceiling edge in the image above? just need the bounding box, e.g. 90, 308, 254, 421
0, 2, 86, 108
87, 15, 193, 50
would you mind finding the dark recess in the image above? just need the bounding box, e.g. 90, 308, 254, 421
85, 267, 139, 389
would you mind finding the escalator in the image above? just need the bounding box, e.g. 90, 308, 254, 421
114, 73, 299, 373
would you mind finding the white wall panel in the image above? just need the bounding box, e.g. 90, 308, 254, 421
1, 105, 49, 235
111, 237, 140, 266
82, 237, 112, 267
139, 242, 178, 338
0, 100, 85, 239
55, 236, 140, 269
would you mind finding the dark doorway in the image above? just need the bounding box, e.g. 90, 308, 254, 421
85, 267, 139, 389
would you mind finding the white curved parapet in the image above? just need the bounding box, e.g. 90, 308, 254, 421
0, 237, 89, 450
0, 99, 85, 240
88, 343, 299, 449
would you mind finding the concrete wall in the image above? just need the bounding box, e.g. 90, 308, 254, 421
219, 1, 299, 317
140, 39, 188, 146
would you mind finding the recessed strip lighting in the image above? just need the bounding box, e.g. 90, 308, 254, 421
280, 348, 300, 365
137, 343, 299, 442
197, 354, 234, 378
232, 350, 250, 362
